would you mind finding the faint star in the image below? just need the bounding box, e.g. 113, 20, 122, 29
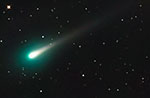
36, 7, 40, 11
108, 88, 111, 91
79, 45, 82, 48
82, 74, 85, 77
42, 35, 45, 39
40, 90, 43, 93
0, 40, 3, 43
116, 88, 120, 92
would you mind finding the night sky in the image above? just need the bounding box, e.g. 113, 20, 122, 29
0, 0, 149, 98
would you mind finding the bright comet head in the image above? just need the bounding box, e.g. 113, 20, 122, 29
28, 45, 52, 59
28, 51, 40, 59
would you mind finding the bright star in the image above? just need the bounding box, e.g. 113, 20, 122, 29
7, 5, 11, 10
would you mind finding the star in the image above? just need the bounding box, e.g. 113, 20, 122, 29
7, 5, 11, 10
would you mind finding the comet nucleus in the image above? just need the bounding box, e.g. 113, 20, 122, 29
28, 51, 40, 59
28, 45, 52, 59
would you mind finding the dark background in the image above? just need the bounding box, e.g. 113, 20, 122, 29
0, 0, 149, 98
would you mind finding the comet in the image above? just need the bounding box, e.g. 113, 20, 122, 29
28, 43, 54, 59
27, 1, 133, 60
27, 19, 100, 60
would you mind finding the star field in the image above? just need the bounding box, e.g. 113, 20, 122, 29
0, 0, 149, 98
